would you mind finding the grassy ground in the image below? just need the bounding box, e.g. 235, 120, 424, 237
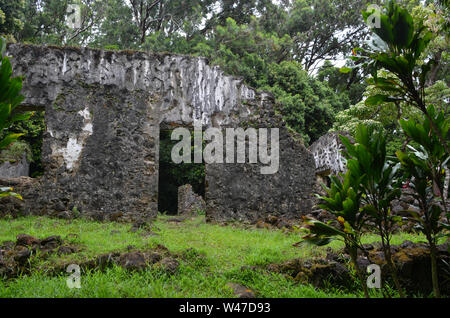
0, 215, 427, 298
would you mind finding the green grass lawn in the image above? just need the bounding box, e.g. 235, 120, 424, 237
0, 215, 427, 298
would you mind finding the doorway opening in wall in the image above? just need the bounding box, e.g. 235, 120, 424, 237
0, 111, 46, 178
158, 129, 205, 215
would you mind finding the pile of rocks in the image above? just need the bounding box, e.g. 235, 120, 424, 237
0, 234, 77, 278
266, 241, 450, 296
96, 245, 179, 274
267, 257, 353, 290
0, 233, 182, 280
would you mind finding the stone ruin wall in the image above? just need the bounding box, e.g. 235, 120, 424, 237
307, 132, 352, 219
1, 44, 316, 223
307, 132, 424, 226
309, 132, 351, 177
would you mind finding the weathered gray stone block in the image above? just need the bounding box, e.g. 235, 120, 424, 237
0, 154, 30, 178
177, 184, 206, 216
309, 131, 352, 176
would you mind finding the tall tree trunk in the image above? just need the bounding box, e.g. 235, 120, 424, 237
427, 49, 443, 87
444, 169, 450, 223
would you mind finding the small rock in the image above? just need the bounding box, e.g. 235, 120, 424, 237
276, 220, 290, 229
167, 217, 186, 223
1, 241, 15, 250
53, 201, 66, 212
356, 257, 371, 270
256, 221, 270, 229
226, 283, 255, 298
129, 220, 150, 232
265, 215, 279, 225
96, 253, 120, 269
362, 243, 375, 251
400, 240, 415, 249
146, 252, 162, 264
57, 246, 76, 255
41, 236, 62, 246
154, 244, 169, 253
57, 211, 72, 220
325, 252, 340, 262
119, 252, 147, 271
13, 246, 31, 265
110, 212, 123, 222
40, 236, 62, 251
159, 257, 179, 274
178, 184, 206, 216
16, 234, 40, 247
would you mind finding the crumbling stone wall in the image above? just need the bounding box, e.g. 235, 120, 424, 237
308, 132, 351, 220
205, 128, 315, 222
4, 43, 315, 222
178, 184, 206, 216
205, 94, 315, 222
309, 132, 351, 177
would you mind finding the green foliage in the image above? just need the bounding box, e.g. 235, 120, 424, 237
302, 170, 370, 296
341, 125, 401, 213
345, 0, 449, 153
355, 1, 432, 104
278, 0, 373, 73
261, 61, 348, 144
317, 61, 368, 106
396, 105, 449, 297
341, 124, 405, 296
0, 36, 31, 198
340, 125, 402, 220
305, 173, 364, 244
0, 140, 32, 163
0, 36, 31, 151
330, 73, 450, 157
0, 0, 25, 39
333, 1, 449, 297
2, 111, 45, 177
396, 105, 449, 233
0, 37, 30, 149
90, 0, 140, 50
335, 0, 449, 155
